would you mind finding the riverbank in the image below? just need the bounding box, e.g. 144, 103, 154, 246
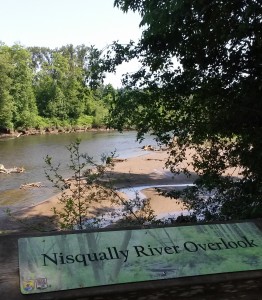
0, 126, 114, 139
0, 150, 194, 233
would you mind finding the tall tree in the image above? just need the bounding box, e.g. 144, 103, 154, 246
0, 45, 14, 131
106, 0, 262, 220
33, 45, 105, 122
34, 50, 78, 119
9, 45, 38, 128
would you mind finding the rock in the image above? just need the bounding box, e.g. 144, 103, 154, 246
142, 145, 155, 151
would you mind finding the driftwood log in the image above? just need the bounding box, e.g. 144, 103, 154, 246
20, 182, 44, 189
0, 164, 24, 174
111, 158, 127, 163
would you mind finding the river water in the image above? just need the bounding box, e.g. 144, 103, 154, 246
0, 131, 157, 212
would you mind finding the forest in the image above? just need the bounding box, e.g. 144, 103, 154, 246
0, 43, 116, 132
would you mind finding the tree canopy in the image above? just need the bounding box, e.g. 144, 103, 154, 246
0, 44, 116, 132
105, 0, 262, 220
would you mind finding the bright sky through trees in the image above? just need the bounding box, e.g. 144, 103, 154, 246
0, 0, 142, 86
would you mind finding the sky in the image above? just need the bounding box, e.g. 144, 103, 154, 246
0, 0, 142, 86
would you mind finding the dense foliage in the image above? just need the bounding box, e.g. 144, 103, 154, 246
0, 43, 115, 132
104, 0, 262, 220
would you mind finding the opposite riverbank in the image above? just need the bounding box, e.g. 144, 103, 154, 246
0, 150, 194, 233
0, 126, 114, 139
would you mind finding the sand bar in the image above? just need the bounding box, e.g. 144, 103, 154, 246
0, 150, 194, 232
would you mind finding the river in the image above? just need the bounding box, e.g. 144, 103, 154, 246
0, 131, 157, 213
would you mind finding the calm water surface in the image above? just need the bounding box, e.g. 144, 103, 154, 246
0, 131, 157, 212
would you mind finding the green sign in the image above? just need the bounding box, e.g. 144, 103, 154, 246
18, 222, 262, 294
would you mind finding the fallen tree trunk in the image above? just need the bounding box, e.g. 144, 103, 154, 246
0, 164, 24, 174
20, 182, 44, 189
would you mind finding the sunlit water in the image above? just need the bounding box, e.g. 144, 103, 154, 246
0, 131, 158, 213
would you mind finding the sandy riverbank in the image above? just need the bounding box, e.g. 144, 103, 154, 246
0, 150, 194, 233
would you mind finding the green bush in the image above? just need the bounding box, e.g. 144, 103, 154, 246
74, 115, 93, 127
33, 116, 49, 130
92, 105, 108, 127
